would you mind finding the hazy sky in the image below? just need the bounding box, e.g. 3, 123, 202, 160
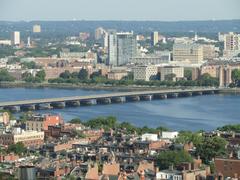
0, 0, 240, 21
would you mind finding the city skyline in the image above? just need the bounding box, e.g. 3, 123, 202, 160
0, 0, 240, 21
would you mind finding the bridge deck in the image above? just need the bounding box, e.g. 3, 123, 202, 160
0, 88, 219, 107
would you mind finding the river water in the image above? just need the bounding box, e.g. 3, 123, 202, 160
0, 87, 239, 131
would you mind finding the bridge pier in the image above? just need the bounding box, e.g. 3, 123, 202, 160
36, 103, 52, 110
21, 104, 36, 111
80, 99, 97, 106
203, 90, 215, 95
66, 101, 80, 107
4, 106, 20, 112
126, 95, 140, 102
111, 97, 126, 103
154, 94, 167, 99
140, 95, 152, 101
179, 92, 192, 97
51, 102, 66, 109
192, 91, 203, 96
97, 98, 111, 104
167, 93, 178, 98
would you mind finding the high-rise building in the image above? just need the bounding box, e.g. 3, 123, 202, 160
151, 31, 159, 46
116, 32, 137, 65
95, 27, 105, 40
224, 32, 240, 51
33, 25, 41, 33
107, 33, 118, 66
223, 32, 240, 58
107, 32, 137, 66
173, 43, 203, 64
11, 31, 20, 45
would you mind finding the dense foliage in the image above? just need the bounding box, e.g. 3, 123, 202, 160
176, 131, 227, 164
70, 116, 169, 135
0, 69, 15, 82
49, 71, 219, 87
156, 150, 193, 170
23, 70, 46, 83
217, 124, 240, 133
7, 142, 27, 155
231, 69, 240, 87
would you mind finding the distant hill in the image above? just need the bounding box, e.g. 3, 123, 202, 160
0, 20, 239, 38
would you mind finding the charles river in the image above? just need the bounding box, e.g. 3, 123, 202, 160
0, 87, 239, 131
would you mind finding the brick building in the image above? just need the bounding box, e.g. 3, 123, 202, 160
26, 114, 63, 131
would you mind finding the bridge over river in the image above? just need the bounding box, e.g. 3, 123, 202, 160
0, 88, 220, 112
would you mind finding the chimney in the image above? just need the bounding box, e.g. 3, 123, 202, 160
188, 163, 191, 171
169, 165, 174, 171
155, 167, 159, 172
232, 132, 236, 138
229, 151, 233, 158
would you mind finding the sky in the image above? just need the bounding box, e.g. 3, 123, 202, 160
0, 0, 240, 21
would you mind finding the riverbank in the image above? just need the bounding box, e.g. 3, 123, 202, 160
1, 81, 240, 94
219, 88, 240, 94
0, 82, 179, 91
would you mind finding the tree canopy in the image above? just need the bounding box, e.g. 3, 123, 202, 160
0, 69, 15, 82
156, 150, 193, 170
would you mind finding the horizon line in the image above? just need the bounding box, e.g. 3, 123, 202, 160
0, 18, 240, 23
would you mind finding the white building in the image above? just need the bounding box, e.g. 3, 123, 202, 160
151, 31, 159, 46
33, 25, 41, 33
133, 65, 158, 81
0, 40, 11, 46
11, 31, 20, 45
159, 66, 184, 81
156, 170, 182, 180
141, 133, 158, 141
107, 33, 118, 66
161, 131, 179, 139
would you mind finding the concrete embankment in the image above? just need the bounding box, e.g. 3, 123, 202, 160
219, 88, 240, 94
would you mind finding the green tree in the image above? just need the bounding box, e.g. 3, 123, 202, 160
195, 136, 227, 164
165, 73, 176, 81
84, 116, 117, 130
7, 142, 27, 155
184, 69, 192, 80
217, 124, 240, 133
198, 73, 219, 86
156, 150, 193, 170
69, 118, 82, 124
231, 69, 240, 86
60, 70, 72, 79
21, 61, 38, 69
78, 69, 88, 80
0, 69, 15, 82
176, 131, 203, 146
36, 70, 46, 82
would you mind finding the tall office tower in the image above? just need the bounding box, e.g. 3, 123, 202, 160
151, 31, 159, 46
103, 32, 109, 48
27, 37, 31, 47
33, 25, 41, 33
116, 32, 137, 66
224, 32, 240, 51
11, 31, 20, 45
107, 33, 118, 66
95, 27, 105, 40
173, 43, 203, 64
194, 32, 198, 42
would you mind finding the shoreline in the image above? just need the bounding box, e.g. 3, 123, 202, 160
0, 82, 180, 92
0, 82, 240, 94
